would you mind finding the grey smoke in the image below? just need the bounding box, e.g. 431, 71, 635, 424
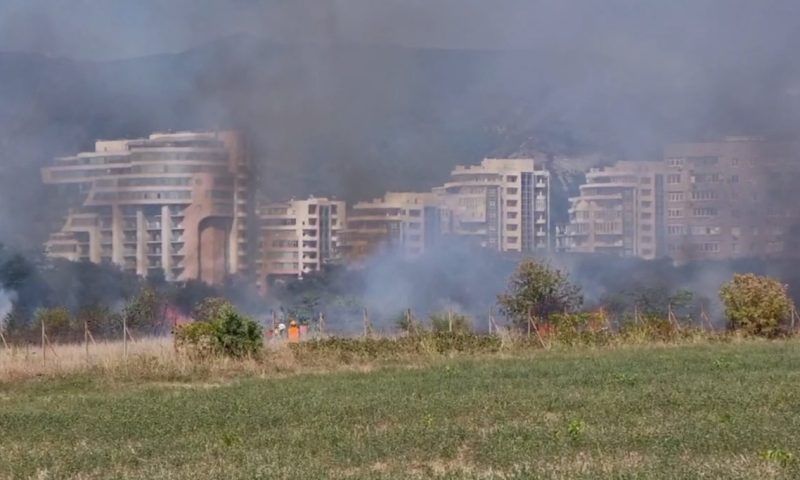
0, 289, 17, 331
0, 1, 799, 330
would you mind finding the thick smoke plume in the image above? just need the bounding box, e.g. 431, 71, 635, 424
1, 1, 800, 246
0, 2, 799, 333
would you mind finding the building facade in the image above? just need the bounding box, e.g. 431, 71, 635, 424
257, 197, 345, 281
560, 161, 666, 259
434, 158, 550, 252
41, 131, 251, 285
339, 192, 443, 260
663, 137, 800, 263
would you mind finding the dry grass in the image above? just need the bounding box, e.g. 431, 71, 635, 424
0, 337, 176, 381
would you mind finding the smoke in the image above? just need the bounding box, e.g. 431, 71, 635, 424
0, 289, 16, 331
0, 2, 799, 334
1, 1, 800, 246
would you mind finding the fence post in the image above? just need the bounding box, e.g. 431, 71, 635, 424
363, 308, 371, 337
85, 320, 89, 363
123, 315, 128, 360
41, 320, 46, 365
448, 310, 453, 333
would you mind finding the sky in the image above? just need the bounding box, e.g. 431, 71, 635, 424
1, 0, 799, 61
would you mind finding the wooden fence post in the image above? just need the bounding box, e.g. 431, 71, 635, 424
448, 310, 453, 333
123, 316, 128, 360
41, 320, 46, 365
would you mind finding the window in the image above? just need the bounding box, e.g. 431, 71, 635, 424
641, 189, 652, 196
691, 191, 718, 200
693, 208, 718, 217
507, 236, 518, 244
667, 174, 681, 184
701, 243, 720, 252
668, 225, 686, 235
730, 175, 740, 184
668, 192, 684, 201
641, 201, 652, 208
641, 212, 652, 220
507, 212, 518, 219
507, 224, 518, 231
667, 158, 685, 167
668, 209, 682, 218
507, 188, 518, 195
506, 175, 518, 183
507, 200, 518, 207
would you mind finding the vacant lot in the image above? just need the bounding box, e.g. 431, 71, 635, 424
2, 341, 800, 479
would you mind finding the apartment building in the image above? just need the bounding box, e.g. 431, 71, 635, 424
663, 137, 800, 263
434, 158, 550, 252
41, 131, 251, 285
339, 192, 443, 260
560, 161, 666, 259
257, 197, 345, 281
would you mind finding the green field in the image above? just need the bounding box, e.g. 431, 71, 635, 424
2, 341, 800, 479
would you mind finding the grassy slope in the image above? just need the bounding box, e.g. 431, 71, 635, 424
2, 342, 800, 479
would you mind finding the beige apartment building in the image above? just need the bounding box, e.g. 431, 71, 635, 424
257, 197, 345, 282
339, 192, 443, 260
560, 161, 666, 259
41, 131, 251, 285
434, 158, 550, 252
663, 137, 800, 263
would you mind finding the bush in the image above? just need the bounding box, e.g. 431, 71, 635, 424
176, 302, 262, 359
429, 312, 472, 334
498, 259, 583, 328
720, 273, 794, 337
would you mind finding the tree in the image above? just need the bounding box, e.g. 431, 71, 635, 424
498, 259, 583, 327
122, 287, 165, 333
719, 273, 794, 337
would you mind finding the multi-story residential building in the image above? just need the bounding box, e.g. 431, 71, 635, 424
339, 192, 443, 260
41, 131, 251, 285
434, 158, 550, 252
560, 161, 666, 259
663, 137, 800, 263
257, 197, 345, 281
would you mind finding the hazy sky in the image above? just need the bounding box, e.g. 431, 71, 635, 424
2, 0, 799, 60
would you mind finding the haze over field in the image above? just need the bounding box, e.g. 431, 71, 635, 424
1, 0, 800, 246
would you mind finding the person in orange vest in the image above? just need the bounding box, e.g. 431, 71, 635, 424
287, 320, 300, 343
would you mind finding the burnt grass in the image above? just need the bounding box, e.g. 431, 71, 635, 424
2, 341, 800, 479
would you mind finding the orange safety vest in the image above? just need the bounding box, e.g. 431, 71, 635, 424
287, 325, 300, 342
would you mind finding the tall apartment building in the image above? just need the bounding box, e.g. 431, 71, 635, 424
339, 192, 443, 260
434, 158, 550, 252
663, 137, 800, 263
41, 131, 251, 285
257, 197, 345, 282
560, 161, 666, 259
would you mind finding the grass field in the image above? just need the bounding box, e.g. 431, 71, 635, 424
2, 341, 800, 479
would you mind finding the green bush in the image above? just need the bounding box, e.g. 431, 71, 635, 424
720, 273, 794, 337
429, 312, 472, 334
175, 302, 262, 359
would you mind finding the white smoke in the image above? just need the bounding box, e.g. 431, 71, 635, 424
0, 289, 16, 332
